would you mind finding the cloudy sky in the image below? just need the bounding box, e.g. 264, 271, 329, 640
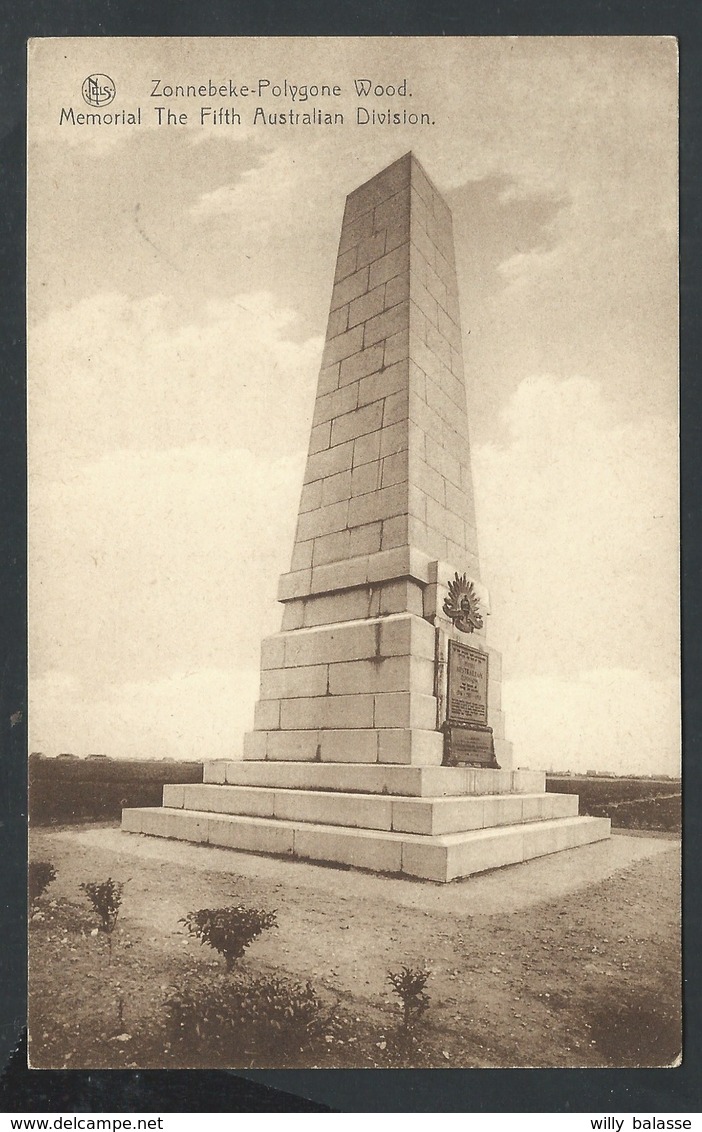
27, 37, 678, 773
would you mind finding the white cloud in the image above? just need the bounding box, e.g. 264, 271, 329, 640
191, 147, 310, 223
29, 289, 322, 471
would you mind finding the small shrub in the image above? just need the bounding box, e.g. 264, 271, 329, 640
80, 878, 124, 933
180, 905, 277, 971
29, 861, 56, 904
387, 965, 430, 1029
165, 971, 331, 1066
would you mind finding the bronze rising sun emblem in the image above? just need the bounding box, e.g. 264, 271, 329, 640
443, 572, 483, 634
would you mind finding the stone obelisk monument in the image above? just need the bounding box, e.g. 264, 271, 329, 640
123, 154, 609, 880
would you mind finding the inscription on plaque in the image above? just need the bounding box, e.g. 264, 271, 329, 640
444, 640, 498, 768
447, 640, 488, 726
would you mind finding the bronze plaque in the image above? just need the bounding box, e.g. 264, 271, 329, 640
447, 640, 489, 726
444, 724, 496, 767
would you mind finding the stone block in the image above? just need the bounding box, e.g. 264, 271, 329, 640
546, 792, 580, 818
243, 731, 267, 760
311, 529, 351, 565
348, 521, 383, 556
293, 826, 403, 874
520, 794, 546, 822
277, 569, 312, 601
313, 382, 359, 428
482, 794, 524, 827
382, 390, 409, 428
326, 304, 349, 340
295, 499, 349, 542
432, 797, 486, 834
334, 246, 358, 283
253, 699, 280, 731
301, 588, 370, 627
385, 270, 410, 307
353, 428, 382, 468
445, 827, 525, 881
511, 768, 545, 793
308, 421, 332, 457
207, 815, 295, 856
358, 360, 407, 409
322, 324, 364, 367
377, 728, 443, 766
390, 799, 431, 834
259, 664, 328, 700
347, 482, 406, 528
323, 693, 376, 729
338, 209, 375, 255
290, 540, 314, 571
381, 514, 409, 549
311, 555, 369, 593
281, 603, 305, 630
373, 186, 410, 233
162, 784, 185, 808
400, 839, 448, 882
348, 284, 386, 329
369, 242, 410, 290
520, 819, 573, 858
319, 729, 379, 762
260, 635, 286, 670
284, 620, 378, 667
321, 469, 353, 507
121, 808, 145, 833
488, 708, 506, 740
351, 459, 381, 497
203, 760, 227, 784
167, 811, 210, 844
340, 343, 385, 386
332, 401, 385, 447
330, 266, 370, 312
487, 677, 503, 712
494, 738, 514, 773
267, 730, 321, 761
357, 230, 387, 269
381, 448, 409, 488
374, 691, 437, 730
377, 578, 424, 617
365, 545, 409, 583
304, 440, 354, 485
298, 481, 323, 514
379, 420, 409, 457
275, 789, 392, 831
182, 784, 276, 818
136, 808, 172, 837
363, 301, 410, 349
384, 329, 409, 366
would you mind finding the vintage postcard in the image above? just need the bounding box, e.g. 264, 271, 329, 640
27, 36, 680, 1070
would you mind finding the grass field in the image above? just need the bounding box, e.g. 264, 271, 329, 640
547, 775, 681, 832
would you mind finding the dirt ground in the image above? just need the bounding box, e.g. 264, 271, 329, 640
28, 822, 681, 1070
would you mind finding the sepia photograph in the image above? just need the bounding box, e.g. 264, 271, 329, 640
26, 35, 680, 1070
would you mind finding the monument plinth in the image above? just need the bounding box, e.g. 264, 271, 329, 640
122, 154, 609, 881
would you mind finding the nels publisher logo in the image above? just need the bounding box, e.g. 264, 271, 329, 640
82, 74, 116, 107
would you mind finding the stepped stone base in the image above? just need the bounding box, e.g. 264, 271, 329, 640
121, 763, 610, 883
